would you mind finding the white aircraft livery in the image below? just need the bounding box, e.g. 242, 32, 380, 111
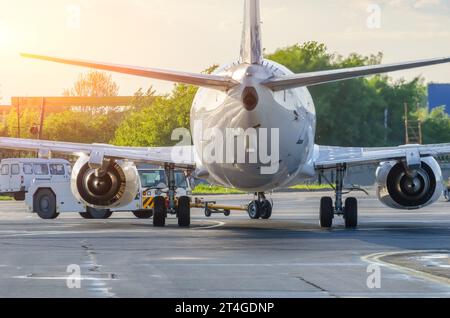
1, 0, 450, 228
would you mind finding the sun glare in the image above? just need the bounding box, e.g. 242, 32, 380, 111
0, 24, 14, 49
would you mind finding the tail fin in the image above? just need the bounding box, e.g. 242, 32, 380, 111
240, 0, 263, 64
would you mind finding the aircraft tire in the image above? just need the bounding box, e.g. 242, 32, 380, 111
153, 196, 166, 227
260, 201, 273, 220
247, 201, 261, 219
344, 197, 358, 229
177, 196, 191, 227
320, 197, 333, 228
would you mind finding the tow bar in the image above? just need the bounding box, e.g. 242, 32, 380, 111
191, 198, 248, 217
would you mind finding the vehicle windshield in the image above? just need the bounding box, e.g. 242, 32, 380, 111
139, 170, 166, 188
174, 171, 187, 188
138, 170, 188, 189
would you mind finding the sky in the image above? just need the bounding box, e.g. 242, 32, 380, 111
1, 0, 450, 104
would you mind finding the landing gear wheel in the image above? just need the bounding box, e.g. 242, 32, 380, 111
177, 196, 191, 227
260, 201, 273, 220
224, 210, 231, 217
82, 207, 113, 219
205, 210, 212, 218
133, 210, 154, 219
344, 197, 358, 229
320, 197, 334, 228
79, 212, 93, 219
153, 196, 167, 227
247, 201, 261, 219
35, 189, 59, 220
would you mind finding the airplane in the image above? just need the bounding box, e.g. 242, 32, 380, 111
1, 0, 449, 228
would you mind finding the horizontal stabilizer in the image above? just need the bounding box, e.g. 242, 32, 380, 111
263, 56, 450, 91
21, 53, 238, 91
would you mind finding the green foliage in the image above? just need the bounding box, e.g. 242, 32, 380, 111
371, 77, 427, 145
42, 110, 123, 143
113, 84, 196, 147
416, 106, 450, 144
266, 42, 443, 147
6, 107, 41, 138
41, 71, 124, 143
2, 43, 449, 149
192, 184, 245, 195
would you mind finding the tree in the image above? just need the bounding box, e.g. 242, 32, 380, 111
266, 42, 433, 147
112, 67, 219, 147
42, 71, 123, 143
113, 84, 196, 147
6, 107, 41, 139
416, 106, 450, 144
63, 70, 119, 97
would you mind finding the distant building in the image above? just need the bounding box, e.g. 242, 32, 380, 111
428, 83, 450, 114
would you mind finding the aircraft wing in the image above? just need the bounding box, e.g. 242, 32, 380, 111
0, 137, 196, 169
21, 53, 238, 91
314, 144, 450, 170
263, 57, 450, 91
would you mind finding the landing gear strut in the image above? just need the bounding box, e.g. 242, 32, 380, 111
319, 165, 358, 229
247, 193, 273, 220
153, 164, 191, 228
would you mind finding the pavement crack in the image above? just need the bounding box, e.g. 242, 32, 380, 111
296, 276, 337, 297
80, 240, 117, 297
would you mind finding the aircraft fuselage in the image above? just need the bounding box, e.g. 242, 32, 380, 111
191, 60, 317, 192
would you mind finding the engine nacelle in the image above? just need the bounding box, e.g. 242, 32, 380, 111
71, 156, 140, 208
376, 157, 443, 210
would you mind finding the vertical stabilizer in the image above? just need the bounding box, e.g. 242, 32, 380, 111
240, 0, 263, 64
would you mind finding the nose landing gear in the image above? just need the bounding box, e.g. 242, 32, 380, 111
247, 192, 273, 220
153, 164, 192, 228
319, 165, 358, 229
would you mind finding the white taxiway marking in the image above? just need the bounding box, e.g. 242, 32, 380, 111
0, 221, 225, 238
362, 251, 450, 286
142, 263, 364, 267
13, 275, 115, 281
193, 220, 225, 230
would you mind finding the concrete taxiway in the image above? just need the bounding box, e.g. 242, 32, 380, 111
0, 191, 448, 298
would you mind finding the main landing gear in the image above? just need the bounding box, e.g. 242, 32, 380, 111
153, 164, 191, 228
319, 165, 358, 229
247, 192, 273, 220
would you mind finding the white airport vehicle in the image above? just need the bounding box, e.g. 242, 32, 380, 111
1, 0, 450, 228
0, 158, 71, 201
25, 165, 192, 220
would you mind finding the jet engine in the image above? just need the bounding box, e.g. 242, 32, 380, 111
71, 156, 140, 208
376, 156, 443, 210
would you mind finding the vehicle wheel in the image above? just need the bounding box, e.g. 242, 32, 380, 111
260, 201, 273, 220
224, 210, 231, 217
344, 197, 358, 229
86, 207, 113, 219
320, 197, 334, 228
177, 196, 191, 227
34, 189, 59, 220
153, 196, 166, 227
133, 210, 154, 219
79, 212, 93, 219
14, 192, 25, 201
247, 201, 261, 219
